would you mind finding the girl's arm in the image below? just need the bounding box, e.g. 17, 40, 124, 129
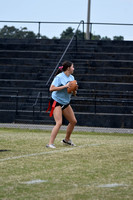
49, 82, 70, 92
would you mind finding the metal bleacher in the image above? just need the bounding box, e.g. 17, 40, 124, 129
0, 38, 133, 128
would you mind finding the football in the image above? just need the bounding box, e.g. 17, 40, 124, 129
67, 80, 78, 94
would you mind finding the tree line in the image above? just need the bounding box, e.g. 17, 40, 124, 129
0, 25, 124, 40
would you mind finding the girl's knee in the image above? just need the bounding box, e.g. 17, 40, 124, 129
74, 119, 77, 125
71, 118, 77, 125
56, 121, 62, 127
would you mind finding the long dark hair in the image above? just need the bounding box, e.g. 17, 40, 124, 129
55, 61, 73, 75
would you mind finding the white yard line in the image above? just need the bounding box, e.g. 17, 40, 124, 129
0, 144, 101, 162
97, 183, 129, 188
21, 179, 48, 184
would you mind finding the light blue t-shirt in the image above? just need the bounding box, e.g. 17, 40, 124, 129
51, 72, 74, 105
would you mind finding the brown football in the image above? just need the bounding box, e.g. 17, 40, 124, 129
67, 80, 78, 94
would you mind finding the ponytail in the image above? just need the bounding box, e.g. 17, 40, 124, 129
55, 66, 63, 75
55, 61, 73, 75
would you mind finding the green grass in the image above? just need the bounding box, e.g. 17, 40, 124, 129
0, 128, 133, 200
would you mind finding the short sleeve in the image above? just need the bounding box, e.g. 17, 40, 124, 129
51, 76, 61, 87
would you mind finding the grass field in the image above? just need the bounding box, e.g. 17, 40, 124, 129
0, 127, 133, 200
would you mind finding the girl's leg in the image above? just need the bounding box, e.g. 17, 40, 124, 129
49, 106, 62, 145
62, 105, 77, 141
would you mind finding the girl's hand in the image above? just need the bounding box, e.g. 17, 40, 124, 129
65, 82, 70, 88
75, 84, 78, 90
73, 90, 77, 96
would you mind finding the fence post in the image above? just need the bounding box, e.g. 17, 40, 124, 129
82, 20, 85, 40
90, 23, 92, 40
38, 22, 41, 39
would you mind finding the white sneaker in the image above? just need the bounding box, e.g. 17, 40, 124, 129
46, 144, 56, 148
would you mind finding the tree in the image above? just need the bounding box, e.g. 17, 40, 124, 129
0, 25, 125, 41
113, 36, 124, 41
0, 25, 50, 39
101, 36, 111, 40
60, 27, 85, 40
40, 35, 49, 39
60, 27, 74, 39
0, 25, 37, 39
75, 29, 85, 40
52, 36, 59, 39
91, 33, 101, 40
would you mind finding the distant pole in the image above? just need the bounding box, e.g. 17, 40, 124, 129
86, 0, 91, 40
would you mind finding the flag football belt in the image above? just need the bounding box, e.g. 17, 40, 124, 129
46, 100, 57, 117
46, 99, 70, 117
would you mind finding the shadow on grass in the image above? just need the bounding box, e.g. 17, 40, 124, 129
0, 150, 11, 152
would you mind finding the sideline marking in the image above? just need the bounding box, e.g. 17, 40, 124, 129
0, 143, 102, 162
97, 183, 128, 188
21, 179, 48, 184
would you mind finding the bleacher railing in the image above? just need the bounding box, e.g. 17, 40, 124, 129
45, 20, 84, 87
0, 20, 133, 40
0, 20, 85, 39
